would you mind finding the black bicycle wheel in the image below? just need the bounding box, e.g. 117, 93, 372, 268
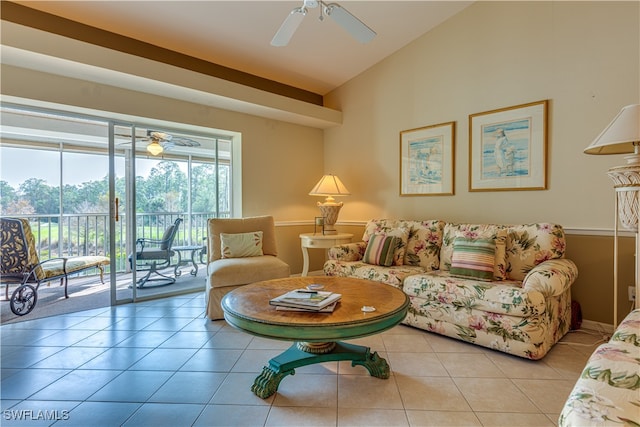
10, 284, 38, 316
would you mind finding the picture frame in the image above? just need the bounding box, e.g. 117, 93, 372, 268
314, 217, 325, 235
400, 121, 455, 196
469, 100, 548, 192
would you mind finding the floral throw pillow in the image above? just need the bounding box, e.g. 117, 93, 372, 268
220, 231, 263, 258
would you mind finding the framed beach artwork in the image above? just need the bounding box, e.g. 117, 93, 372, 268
400, 121, 455, 196
469, 100, 548, 192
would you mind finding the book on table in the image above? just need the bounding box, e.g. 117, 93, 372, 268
269, 289, 342, 311
275, 301, 339, 313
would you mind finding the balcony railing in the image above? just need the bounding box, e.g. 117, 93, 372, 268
11, 212, 226, 273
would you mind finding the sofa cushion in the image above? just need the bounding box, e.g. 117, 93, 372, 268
441, 224, 507, 280
403, 220, 444, 270
363, 234, 402, 267
450, 237, 496, 281
323, 259, 425, 290
403, 271, 545, 316
207, 255, 290, 288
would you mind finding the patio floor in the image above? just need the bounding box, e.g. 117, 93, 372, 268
1, 266, 206, 325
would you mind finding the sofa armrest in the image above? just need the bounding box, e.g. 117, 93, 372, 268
522, 259, 578, 298
328, 242, 367, 262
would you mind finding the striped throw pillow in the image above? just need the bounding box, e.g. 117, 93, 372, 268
449, 237, 496, 281
363, 234, 401, 267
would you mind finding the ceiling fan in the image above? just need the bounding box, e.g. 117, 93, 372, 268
116, 130, 200, 156
271, 0, 376, 47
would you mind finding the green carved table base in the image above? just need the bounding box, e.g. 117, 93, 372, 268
250, 341, 389, 398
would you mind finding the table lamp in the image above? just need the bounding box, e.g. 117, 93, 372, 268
309, 174, 351, 235
584, 104, 640, 327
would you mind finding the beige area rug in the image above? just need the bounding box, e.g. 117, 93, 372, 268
1, 267, 206, 325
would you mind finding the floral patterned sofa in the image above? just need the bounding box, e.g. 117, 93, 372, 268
324, 219, 578, 359
559, 309, 640, 426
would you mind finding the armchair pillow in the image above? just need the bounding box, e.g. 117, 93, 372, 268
220, 231, 263, 258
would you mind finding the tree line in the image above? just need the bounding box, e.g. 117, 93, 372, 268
0, 160, 228, 217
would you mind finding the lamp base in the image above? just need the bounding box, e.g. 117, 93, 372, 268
322, 226, 338, 235
608, 161, 640, 230
317, 202, 342, 235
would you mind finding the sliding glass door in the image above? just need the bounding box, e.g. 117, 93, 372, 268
1, 103, 232, 307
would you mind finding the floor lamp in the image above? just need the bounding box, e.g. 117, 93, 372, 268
584, 104, 640, 327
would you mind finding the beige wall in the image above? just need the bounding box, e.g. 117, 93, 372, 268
323, 2, 639, 325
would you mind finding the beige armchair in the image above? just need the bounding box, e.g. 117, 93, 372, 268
205, 216, 290, 320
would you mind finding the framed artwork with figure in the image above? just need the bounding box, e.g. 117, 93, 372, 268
469, 100, 548, 192
400, 121, 455, 196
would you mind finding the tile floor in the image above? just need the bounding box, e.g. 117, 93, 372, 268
1, 292, 602, 427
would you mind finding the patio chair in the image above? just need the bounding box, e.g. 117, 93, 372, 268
0, 217, 110, 316
129, 218, 183, 288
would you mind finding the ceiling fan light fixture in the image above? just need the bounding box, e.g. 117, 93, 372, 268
147, 140, 164, 156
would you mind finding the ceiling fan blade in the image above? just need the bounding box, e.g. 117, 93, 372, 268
271, 7, 306, 47
149, 131, 172, 142
325, 3, 376, 44
172, 137, 200, 147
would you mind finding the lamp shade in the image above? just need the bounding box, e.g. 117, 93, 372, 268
309, 174, 351, 197
584, 104, 640, 155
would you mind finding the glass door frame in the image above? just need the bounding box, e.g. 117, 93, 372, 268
108, 120, 137, 305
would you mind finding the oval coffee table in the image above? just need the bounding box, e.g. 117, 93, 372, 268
221, 276, 409, 398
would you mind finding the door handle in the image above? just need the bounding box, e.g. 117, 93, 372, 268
115, 197, 119, 222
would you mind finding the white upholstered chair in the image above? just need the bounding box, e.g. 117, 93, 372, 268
205, 216, 290, 320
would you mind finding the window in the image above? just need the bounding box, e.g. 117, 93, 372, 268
0, 104, 235, 269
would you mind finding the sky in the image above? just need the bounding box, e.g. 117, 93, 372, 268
1, 147, 158, 189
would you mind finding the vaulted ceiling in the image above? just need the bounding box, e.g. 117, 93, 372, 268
10, 1, 472, 96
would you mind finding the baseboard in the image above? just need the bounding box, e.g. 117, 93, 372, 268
581, 319, 614, 335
